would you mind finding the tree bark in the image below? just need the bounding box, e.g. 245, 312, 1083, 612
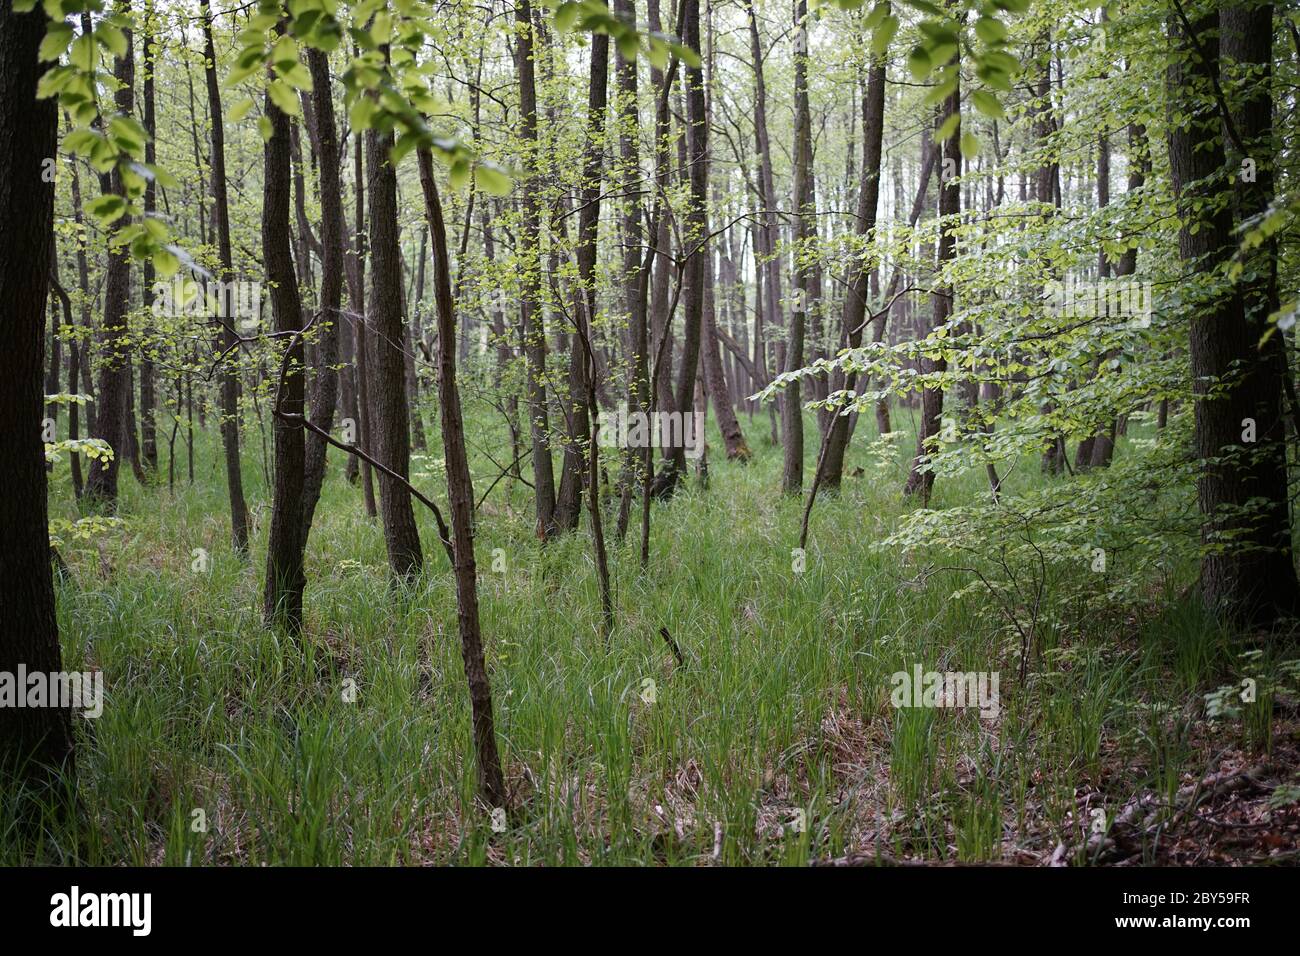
200, 0, 251, 551
300, 47, 343, 533
367, 122, 423, 580
1167, 4, 1299, 623
417, 148, 507, 808
515, 0, 557, 538
262, 75, 308, 634
904, 82, 960, 505
84, 22, 136, 509
0, 0, 76, 788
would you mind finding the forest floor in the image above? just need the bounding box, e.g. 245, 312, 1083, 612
16, 399, 1300, 865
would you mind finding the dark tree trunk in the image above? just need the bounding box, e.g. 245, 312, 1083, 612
782, 0, 814, 494
555, 32, 609, 532
614, 0, 647, 540
84, 25, 136, 509
0, 0, 76, 785
818, 61, 886, 492
1168, 6, 1299, 624
516, 0, 557, 538
905, 82, 960, 505
417, 148, 507, 808
367, 123, 423, 579
261, 79, 308, 634
660, 0, 708, 493
301, 47, 343, 533
201, 0, 251, 551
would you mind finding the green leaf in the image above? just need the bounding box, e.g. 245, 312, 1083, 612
974, 16, 1008, 44
554, 2, 580, 32
40, 23, 74, 62
229, 97, 256, 122
258, 116, 274, 142
95, 23, 128, 57
153, 247, 180, 278
959, 132, 980, 159
69, 33, 97, 72
268, 80, 301, 117
907, 46, 931, 81
934, 111, 960, 144
871, 16, 899, 55
971, 90, 1005, 119
474, 163, 512, 197
87, 194, 128, 226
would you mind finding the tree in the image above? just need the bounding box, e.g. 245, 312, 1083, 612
1168, 1, 1299, 624
904, 76, 960, 505
417, 148, 507, 808
83, 16, 135, 510
200, 0, 251, 552
366, 121, 424, 580
262, 71, 308, 634
515, 0, 557, 539
300, 46, 344, 533
0, 0, 75, 788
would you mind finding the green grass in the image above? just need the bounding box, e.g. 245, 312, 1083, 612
3, 397, 1269, 865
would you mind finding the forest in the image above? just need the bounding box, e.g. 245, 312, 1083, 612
1, 0, 1299, 870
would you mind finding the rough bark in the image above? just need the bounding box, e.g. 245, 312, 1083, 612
300, 47, 343, 533
0, 0, 76, 787
261, 79, 308, 633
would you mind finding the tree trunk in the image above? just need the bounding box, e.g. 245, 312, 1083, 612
417, 148, 507, 808
367, 122, 423, 580
782, 0, 814, 494
261, 75, 308, 634
0, 0, 76, 786
904, 83, 960, 505
516, 0, 557, 539
138, 14, 158, 474
84, 24, 136, 509
1167, 4, 1299, 624
300, 47, 343, 533
200, 0, 251, 551
660, 0, 708, 493
555, 33, 609, 531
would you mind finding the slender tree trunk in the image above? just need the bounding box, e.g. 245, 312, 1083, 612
201, 0, 251, 551
352, 133, 378, 517
555, 33, 609, 531
262, 70, 308, 634
300, 48, 343, 533
799, 58, 885, 543
516, 0, 557, 538
417, 148, 507, 807
138, 12, 158, 473
615, 0, 647, 540
782, 0, 814, 494
1091, 119, 1147, 469
84, 24, 136, 509
367, 121, 423, 579
746, 0, 785, 443
904, 81, 960, 504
